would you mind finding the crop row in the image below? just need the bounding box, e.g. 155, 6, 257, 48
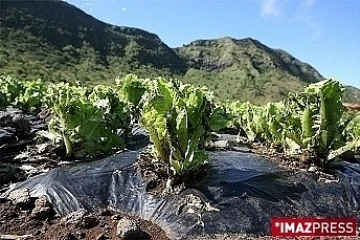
1, 75, 359, 177
224, 80, 360, 166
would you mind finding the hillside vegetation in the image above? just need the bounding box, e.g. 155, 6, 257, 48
0, 0, 186, 85
1, 0, 359, 104
176, 37, 324, 104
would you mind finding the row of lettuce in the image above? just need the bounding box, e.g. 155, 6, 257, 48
225, 80, 360, 164
0, 75, 225, 175
1, 75, 360, 176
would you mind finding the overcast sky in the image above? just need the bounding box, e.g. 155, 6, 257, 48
67, 0, 360, 88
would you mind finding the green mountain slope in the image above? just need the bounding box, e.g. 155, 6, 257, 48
1, 0, 359, 104
176, 37, 325, 104
0, 0, 186, 84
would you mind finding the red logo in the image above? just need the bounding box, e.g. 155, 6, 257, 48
271, 217, 357, 237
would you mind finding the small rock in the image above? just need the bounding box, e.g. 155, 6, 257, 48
307, 166, 317, 172
210, 132, 222, 140
212, 140, 230, 149
30, 196, 53, 219
95, 233, 108, 240
112, 214, 122, 220
318, 177, 339, 183
7, 188, 34, 208
186, 208, 196, 214
232, 146, 252, 153
62, 209, 99, 229
62, 209, 87, 223
116, 217, 144, 239
0, 234, 34, 240
74, 231, 86, 239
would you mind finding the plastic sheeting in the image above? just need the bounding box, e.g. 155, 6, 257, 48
0, 111, 149, 162
0, 109, 47, 162
3, 150, 360, 239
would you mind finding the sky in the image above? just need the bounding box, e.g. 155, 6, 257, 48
66, 0, 360, 88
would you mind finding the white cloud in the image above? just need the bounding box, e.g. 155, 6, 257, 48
259, 0, 322, 41
295, 0, 323, 41
121, 7, 127, 12
260, 0, 316, 19
260, 0, 285, 18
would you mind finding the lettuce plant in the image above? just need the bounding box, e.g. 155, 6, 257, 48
282, 80, 346, 156
263, 102, 286, 145
225, 101, 269, 142
0, 76, 46, 111
44, 82, 130, 158
89, 85, 131, 134
16, 79, 45, 111
348, 114, 360, 141
225, 79, 358, 165
116, 74, 152, 125
329, 113, 360, 158
140, 78, 225, 176
116, 74, 149, 107
0, 76, 24, 109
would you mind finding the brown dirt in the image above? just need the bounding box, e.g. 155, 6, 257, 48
343, 103, 360, 111
2, 197, 357, 240
134, 150, 208, 196
0, 198, 169, 240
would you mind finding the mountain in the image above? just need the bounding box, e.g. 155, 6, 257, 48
1, 0, 359, 104
0, 0, 187, 85
343, 86, 360, 104
176, 37, 325, 104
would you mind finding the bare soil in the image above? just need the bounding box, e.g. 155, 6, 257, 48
2, 196, 357, 240
0, 198, 169, 240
